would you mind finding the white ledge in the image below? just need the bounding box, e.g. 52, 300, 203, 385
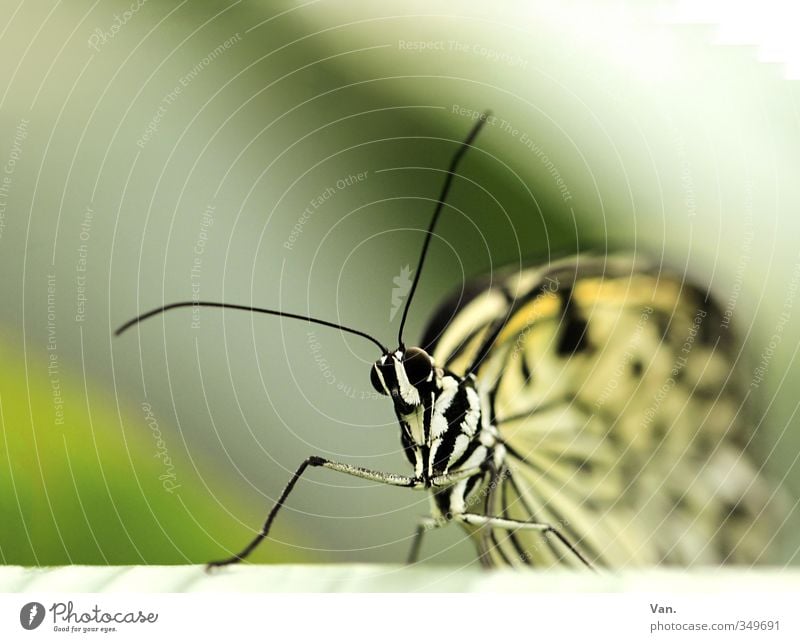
2, 565, 799, 592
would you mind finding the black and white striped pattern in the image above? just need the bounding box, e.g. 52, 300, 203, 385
370, 349, 500, 520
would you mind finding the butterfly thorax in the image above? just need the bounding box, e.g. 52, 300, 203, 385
402, 374, 501, 519
371, 348, 500, 519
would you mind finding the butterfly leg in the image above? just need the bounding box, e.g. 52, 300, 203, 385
207, 456, 420, 569
406, 517, 439, 564
457, 513, 595, 570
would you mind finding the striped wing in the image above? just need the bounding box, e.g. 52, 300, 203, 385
422, 255, 784, 567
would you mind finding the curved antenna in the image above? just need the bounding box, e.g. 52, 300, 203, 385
396, 111, 492, 347
115, 301, 389, 353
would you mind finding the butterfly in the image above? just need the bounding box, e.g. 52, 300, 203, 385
116, 113, 784, 569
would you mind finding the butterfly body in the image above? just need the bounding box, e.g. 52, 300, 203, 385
370, 350, 498, 507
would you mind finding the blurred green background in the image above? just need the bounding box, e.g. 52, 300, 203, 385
0, 0, 799, 566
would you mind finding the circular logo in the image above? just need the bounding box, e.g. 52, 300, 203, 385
20, 602, 45, 630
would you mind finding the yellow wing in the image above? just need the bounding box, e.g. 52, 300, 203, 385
422, 254, 785, 567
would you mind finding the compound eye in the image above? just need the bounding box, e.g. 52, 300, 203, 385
403, 347, 433, 387
370, 364, 388, 395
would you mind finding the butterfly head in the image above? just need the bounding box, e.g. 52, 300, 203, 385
370, 347, 436, 414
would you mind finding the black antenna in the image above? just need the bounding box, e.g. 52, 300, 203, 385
115, 301, 389, 354
396, 111, 492, 348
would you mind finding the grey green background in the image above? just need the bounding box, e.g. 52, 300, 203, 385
1, 0, 799, 566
